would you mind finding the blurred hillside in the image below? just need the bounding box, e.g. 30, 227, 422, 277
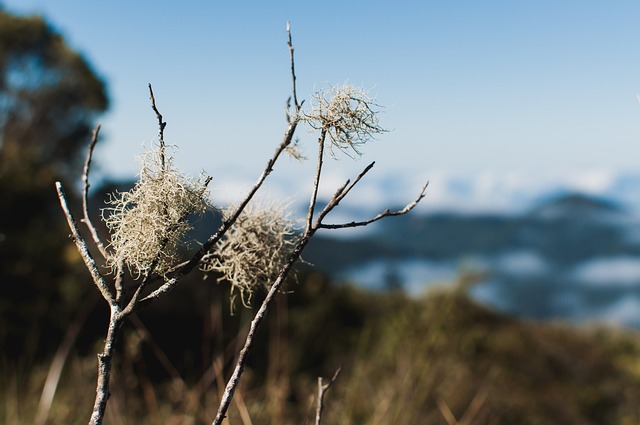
4, 280, 640, 425
0, 5, 108, 363
305, 191, 640, 327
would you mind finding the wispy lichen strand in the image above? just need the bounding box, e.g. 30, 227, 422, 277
200, 202, 297, 307
304, 84, 387, 157
103, 146, 211, 277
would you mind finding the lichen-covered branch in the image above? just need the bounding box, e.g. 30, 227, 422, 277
57, 20, 427, 425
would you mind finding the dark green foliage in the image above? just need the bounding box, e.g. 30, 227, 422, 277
0, 6, 108, 365
5, 276, 640, 424
0, 7, 108, 178
327, 288, 640, 425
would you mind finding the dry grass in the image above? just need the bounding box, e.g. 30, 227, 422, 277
5, 283, 640, 425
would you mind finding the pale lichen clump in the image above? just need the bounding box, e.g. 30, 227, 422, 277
200, 202, 297, 307
103, 146, 211, 277
304, 84, 387, 157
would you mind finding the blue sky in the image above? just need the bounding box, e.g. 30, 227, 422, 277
3, 1, 640, 209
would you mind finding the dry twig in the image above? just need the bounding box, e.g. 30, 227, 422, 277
315, 367, 342, 425
81, 125, 109, 258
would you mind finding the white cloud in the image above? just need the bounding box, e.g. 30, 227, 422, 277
495, 251, 549, 276
195, 166, 640, 218
338, 258, 460, 295
565, 169, 617, 195
571, 256, 640, 287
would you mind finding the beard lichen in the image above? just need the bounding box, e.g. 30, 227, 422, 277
304, 84, 386, 157
200, 201, 298, 308
102, 146, 211, 278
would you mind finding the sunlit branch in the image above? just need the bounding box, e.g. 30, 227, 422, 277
286, 21, 300, 111
148, 83, 167, 169
306, 129, 327, 232
314, 161, 376, 227
318, 182, 428, 230
81, 125, 109, 259
56, 182, 115, 305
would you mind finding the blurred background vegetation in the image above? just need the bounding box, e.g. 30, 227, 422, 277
3, 6, 640, 425
0, 5, 108, 365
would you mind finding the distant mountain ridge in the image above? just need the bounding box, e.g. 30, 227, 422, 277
527, 192, 626, 221
304, 191, 640, 327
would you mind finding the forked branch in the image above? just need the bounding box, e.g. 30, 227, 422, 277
318, 181, 428, 230
315, 367, 342, 425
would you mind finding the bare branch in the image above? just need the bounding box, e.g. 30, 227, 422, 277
81, 125, 109, 259
313, 161, 376, 228
148, 83, 167, 169
56, 182, 115, 305
315, 367, 342, 425
286, 21, 299, 111
89, 308, 125, 425
306, 130, 327, 232
318, 181, 428, 230
114, 259, 126, 304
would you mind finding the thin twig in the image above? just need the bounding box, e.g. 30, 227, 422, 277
313, 161, 376, 227
306, 130, 327, 232
148, 84, 167, 169
317, 181, 428, 230
315, 367, 342, 425
56, 182, 115, 305
286, 21, 299, 110
81, 125, 109, 259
